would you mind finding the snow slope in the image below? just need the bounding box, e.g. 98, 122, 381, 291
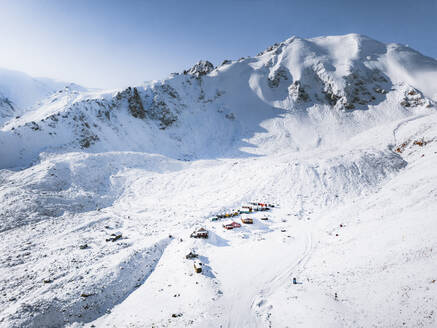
0, 34, 436, 328
0, 67, 81, 125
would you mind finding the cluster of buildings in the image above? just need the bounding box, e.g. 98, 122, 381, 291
187, 202, 277, 273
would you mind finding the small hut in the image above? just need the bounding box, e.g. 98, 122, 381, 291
242, 206, 253, 212
250, 202, 276, 208
190, 227, 209, 239
241, 217, 253, 224
223, 221, 241, 230
231, 221, 241, 228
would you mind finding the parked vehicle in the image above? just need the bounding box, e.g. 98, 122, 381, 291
241, 217, 254, 224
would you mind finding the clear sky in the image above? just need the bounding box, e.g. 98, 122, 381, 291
0, 0, 436, 89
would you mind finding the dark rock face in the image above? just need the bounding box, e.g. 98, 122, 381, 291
400, 88, 432, 108
288, 81, 310, 102
129, 87, 146, 119
312, 68, 393, 110
268, 68, 289, 88
29, 121, 41, 131
115, 87, 147, 119
0, 96, 14, 120
115, 85, 178, 129
322, 83, 342, 106
148, 97, 177, 129
262, 61, 401, 112
340, 70, 391, 110
160, 84, 179, 99
80, 134, 99, 149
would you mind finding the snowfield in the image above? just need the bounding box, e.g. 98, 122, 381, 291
0, 34, 437, 327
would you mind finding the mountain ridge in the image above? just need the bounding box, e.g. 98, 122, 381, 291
1, 34, 435, 169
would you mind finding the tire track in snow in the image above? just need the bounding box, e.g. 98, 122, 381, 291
214, 229, 314, 328
392, 114, 429, 147
254, 230, 313, 305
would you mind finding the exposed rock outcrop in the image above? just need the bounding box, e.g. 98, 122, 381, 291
184, 60, 214, 77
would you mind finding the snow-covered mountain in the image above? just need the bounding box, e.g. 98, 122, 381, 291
1, 33, 436, 169
0, 67, 83, 126
0, 34, 437, 327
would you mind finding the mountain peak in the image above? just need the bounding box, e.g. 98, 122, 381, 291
184, 60, 215, 77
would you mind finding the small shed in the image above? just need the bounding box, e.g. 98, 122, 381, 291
241, 217, 253, 224
242, 206, 253, 212
223, 221, 241, 230
231, 221, 241, 228
190, 227, 209, 239
223, 223, 234, 230
250, 202, 275, 208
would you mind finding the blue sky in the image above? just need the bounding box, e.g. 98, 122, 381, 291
0, 0, 436, 88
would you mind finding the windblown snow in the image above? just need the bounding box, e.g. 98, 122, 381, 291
0, 34, 436, 328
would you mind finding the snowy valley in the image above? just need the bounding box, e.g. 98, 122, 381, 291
0, 33, 437, 327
